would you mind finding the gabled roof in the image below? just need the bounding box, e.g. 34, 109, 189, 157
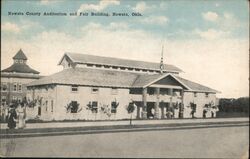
132, 73, 190, 90
27, 67, 138, 88
1, 63, 40, 74
176, 76, 220, 93
58, 52, 183, 73
27, 67, 218, 93
13, 49, 28, 60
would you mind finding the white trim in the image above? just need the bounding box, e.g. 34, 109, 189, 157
75, 61, 181, 74
57, 53, 74, 66
143, 73, 192, 90
184, 90, 219, 93
149, 84, 183, 89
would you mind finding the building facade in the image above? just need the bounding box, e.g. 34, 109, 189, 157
25, 52, 219, 121
1, 49, 40, 106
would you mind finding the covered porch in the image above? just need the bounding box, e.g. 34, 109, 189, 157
130, 74, 189, 119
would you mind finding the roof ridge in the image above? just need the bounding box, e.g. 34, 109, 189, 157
66, 52, 178, 67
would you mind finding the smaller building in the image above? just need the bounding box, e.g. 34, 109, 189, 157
1, 49, 41, 106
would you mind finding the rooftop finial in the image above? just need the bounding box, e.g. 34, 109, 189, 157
160, 44, 164, 74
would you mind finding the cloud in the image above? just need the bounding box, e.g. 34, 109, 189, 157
202, 11, 218, 22
78, 0, 120, 12
81, 22, 129, 32
40, 0, 57, 5
194, 28, 229, 40
1, 20, 42, 34
109, 22, 129, 29
132, 1, 147, 12
1, 22, 21, 33
141, 16, 168, 25
159, 2, 167, 9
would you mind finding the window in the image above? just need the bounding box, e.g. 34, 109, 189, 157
18, 84, 22, 92
87, 64, 94, 67
111, 88, 118, 95
45, 100, 48, 111
147, 88, 155, 95
111, 102, 118, 113
13, 83, 17, 92
1, 96, 6, 102
18, 97, 22, 102
19, 60, 23, 63
194, 92, 197, 97
1, 83, 8, 92
70, 101, 79, 113
92, 101, 98, 113
12, 96, 17, 102
51, 100, 54, 112
38, 107, 41, 116
71, 85, 78, 92
104, 65, 110, 68
129, 88, 143, 94
205, 93, 209, 98
91, 87, 99, 94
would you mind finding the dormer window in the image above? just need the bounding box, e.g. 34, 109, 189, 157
91, 87, 99, 94
71, 85, 78, 92
205, 93, 209, 98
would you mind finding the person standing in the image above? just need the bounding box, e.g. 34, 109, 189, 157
16, 103, 26, 129
7, 106, 17, 129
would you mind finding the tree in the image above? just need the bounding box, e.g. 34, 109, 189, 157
100, 104, 111, 119
126, 102, 135, 126
65, 101, 82, 113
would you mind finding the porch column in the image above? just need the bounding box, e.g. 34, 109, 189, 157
179, 89, 184, 118
169, 88, 174, 118
142, 88, 147, 119
169, 88, 173, 108
136, 104, 140, 119
154, 87, 160, 119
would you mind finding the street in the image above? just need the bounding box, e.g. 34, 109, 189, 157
0, 126, 249, 158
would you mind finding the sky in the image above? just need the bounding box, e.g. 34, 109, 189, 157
1, 0, 249, 98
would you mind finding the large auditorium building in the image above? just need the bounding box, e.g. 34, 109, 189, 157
25, 51, 219, 121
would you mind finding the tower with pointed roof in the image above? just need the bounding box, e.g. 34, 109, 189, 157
1, 49, 41, 108
13, 49, 28, 64
2, 49, 39, 74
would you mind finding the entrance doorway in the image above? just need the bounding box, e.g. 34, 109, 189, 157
38, 107, 41, 116
147, 102, 155, 119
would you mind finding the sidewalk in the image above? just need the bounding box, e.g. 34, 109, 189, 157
0, 117, 248, 129
0, 118, 248, 138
